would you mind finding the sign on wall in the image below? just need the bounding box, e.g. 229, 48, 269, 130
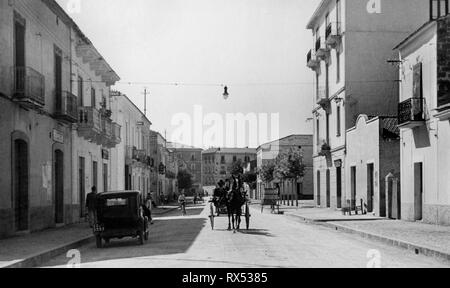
53, 129, 64, 144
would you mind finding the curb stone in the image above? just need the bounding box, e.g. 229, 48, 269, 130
285, 213, 450, 263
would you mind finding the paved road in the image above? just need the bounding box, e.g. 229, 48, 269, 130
40, 204, 450, 268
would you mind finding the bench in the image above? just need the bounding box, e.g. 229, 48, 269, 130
342, 199, 366, 216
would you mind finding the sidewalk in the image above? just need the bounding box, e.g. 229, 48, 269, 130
275, 205, 450, 262
0, 205, 178, 268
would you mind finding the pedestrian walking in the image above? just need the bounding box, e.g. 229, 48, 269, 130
143, 193, 154, 225
178, 191, 187, 216
86, 186, 98, 228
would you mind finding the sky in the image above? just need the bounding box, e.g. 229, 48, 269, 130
56, 0, 321, 148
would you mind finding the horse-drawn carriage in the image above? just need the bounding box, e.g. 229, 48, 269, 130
260, 187, 280, 214
208, 176, 251, 231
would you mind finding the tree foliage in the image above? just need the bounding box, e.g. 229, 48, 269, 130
177, 169, 193, 190
229, 159, 244, 176
260, 148, 306, 184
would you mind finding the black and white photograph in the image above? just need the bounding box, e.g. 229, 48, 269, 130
0, 0, 449, 273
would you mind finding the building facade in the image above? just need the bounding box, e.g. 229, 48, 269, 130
307, 0, 430, 210
110, 91, 152, 197
346, 115, 400, 217
256, 135, 314, 202
202, 148, 257, 189
396, 8, 450, 225
0, 0, 120, 237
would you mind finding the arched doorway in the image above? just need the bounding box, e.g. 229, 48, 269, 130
54, 150, 64, 224
14, 139, 29, 231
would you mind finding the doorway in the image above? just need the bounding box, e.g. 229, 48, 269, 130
414, 163, 423, 221
316, 171, 321, 206
326, 169, 331, 208
54, 150, 64, 224
336, 167, 342, 209
351, 166, 356, 210
14, 139, 29, 231
367, 164, 374, 213
79, 157, 85, 218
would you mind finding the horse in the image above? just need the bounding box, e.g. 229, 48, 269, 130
226, 175, 245, 232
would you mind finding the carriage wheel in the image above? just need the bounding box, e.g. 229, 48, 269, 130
138, 231, 145, 245
245, 203, 251, 230
209, 203, 215, 230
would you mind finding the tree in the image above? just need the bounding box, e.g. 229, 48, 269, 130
229, 159, 244, 176
242, 171, 257, 189
274, 147, 306, 182
177, 170, 193, 191
259, 162, 276, 184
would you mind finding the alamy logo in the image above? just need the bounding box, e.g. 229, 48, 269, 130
66, 249, 81, 268
367, 0, 382, 14
171, 105, 280, 149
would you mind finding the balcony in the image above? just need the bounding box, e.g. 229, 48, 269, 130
136, 149, 148, 164
398, 98, 426, 129
110, 122, 121, 145
126, 146, 137, 163
316, 86, 330, 108
11, 66, 45, 108
78, 107, 102, 143
100, 116, 113, 146
325, 22, 342, 49
307, 50, 320, 71
55, 91, 78, 123
315, 37, 330, 61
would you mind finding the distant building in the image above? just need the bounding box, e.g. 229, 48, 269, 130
256, 135, 313, 203
167, 142, 203, 196
202, 148, 257, 188
307, 0, 430, 210
395, 11, 450, 226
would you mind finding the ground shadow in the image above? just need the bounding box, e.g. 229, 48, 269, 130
41, 214, 208, 267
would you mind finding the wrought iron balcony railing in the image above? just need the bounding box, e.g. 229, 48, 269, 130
316, 86, 329, 106
12, 66, 45, 107
325, 22, 342, 48
315, 38, 330, 60
307, 49, 320, 70
78, 107, 102, 143
398, 98, 426, 128
55, 91, 78, 123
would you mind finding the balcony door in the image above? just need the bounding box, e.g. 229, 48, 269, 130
14, 13, 26, 92
55, 48, 62, 112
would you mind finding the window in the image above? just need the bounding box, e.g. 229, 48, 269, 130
233, 156, 237, 162
78, 76, 84, 106
431, 0, 449, 19
316, 119, 320, 145
336, 0, 341, 26
336, 49, 341, 83
336, 105, 341, 137
221, 156, 225, 164
91, 88, 96, 108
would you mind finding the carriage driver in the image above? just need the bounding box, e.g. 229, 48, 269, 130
213, 180, 226, 208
